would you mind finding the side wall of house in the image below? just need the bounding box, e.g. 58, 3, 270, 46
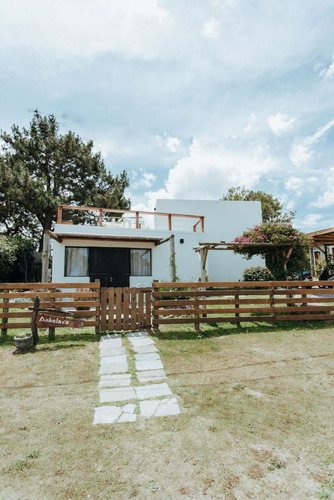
155, 199, 264, 281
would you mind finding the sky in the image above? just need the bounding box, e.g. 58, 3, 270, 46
1, 0, 334, 233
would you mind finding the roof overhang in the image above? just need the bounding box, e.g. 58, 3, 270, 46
307, 228, 334, 245
48, 230, 165, 244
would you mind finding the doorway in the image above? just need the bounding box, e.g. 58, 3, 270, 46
89, 248, 130, 287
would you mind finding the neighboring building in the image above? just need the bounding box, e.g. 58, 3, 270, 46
307, 227, 334, 275
50, 199, 264, 287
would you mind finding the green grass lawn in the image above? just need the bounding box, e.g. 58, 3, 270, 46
1, 322, 334, 499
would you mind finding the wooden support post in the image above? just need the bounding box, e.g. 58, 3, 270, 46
170, 235, 176, 282
200, 248, 208, 283
168, 214, 172, 231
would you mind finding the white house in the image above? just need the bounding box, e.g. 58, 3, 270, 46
50, 199, 264, 287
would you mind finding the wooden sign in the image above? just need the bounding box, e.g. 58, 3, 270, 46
36, 312, 84, 328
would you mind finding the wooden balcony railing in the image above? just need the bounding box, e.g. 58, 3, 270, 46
57, 205, 205, 232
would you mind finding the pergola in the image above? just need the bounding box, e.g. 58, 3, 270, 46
194, 241, 295, 282
307, 227, 334, 273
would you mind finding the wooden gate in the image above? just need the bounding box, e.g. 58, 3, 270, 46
100, 287, 152, 332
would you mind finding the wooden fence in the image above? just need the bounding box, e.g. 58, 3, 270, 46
152, 281, 334, 330
100, 287, 151, 332
2, 280, 334, 337
0, 282, 100, 337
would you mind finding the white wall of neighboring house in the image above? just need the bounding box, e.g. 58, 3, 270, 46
51, 199, 264, 286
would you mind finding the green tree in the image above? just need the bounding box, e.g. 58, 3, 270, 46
232, 222, 311, 280
0, 235, 34, 282
0, 110, 130, 239
222, 186, 294, 222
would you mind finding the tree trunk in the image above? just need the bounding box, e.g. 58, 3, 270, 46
41, 231, 50, 283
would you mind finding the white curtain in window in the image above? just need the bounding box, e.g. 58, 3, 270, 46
131, 249, 151, 276
65, 247, 89, 277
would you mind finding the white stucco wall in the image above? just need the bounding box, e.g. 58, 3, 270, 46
155, 199, 264, 281
51, 199, 264, 285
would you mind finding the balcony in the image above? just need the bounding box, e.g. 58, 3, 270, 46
57, 205, 205, 233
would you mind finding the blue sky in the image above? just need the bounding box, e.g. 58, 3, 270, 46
1, 0, 334, 232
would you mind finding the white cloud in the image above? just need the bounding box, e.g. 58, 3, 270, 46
201, 18, 220, 39
244, 113, 258, 132
166, 137, 181, 152
299, 213, 324, 231
319, 54, 334, 80
144, 138, 276, 207
289, 143, 313, 167
284, 176, 305, 192
290, 118, 334, 167
267, 113, 296, 136
0, 0, 170, 60
132, 171, 156, 189
310, 167, 334, 208
156, 133, 182, 152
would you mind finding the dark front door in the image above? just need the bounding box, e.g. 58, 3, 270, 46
89, 248, 130, 287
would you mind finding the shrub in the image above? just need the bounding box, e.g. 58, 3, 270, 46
242, 266, 274, 281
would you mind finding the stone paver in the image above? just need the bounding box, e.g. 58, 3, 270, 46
135, 383, 172, 400
100, 354, 127, 365
100, 346, 126, 357
132, 344, 158, 354
136, 369, 167, 383
94, 404, 136, 424
99, 362, 128, 375
100, 386, 137, 403
134, 352, 161, 362
135, 359, 163, 371
94, 333, 180, 424
98, 373, 132, 388
139, 398, 180, 418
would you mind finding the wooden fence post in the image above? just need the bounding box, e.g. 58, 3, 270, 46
269, 286, 275, 325
194, 285, 200, 331
235, 291, 240, 327
95, 279, 101, 335
1, 294, 8, 337
152, 280, 159, 333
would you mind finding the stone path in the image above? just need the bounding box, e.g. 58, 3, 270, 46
93, 332, 180, 424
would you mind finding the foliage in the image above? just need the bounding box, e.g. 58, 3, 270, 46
0, 236, 16, 281
233, 222, 311, 280
242, 266, 274, 281
0, 235, 35, 282
0, 110, 130, 243
222, 186, 294, 222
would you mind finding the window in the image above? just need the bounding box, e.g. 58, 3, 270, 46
130, 249, 151, 276
65, 247, 89, 277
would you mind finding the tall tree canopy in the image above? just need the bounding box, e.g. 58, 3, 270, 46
222, 186, 294, 223
0, 110, 130, 243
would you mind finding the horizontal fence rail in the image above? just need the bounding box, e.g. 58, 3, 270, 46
100, 287, 151, 332
1, 280, 334, 337
152, 281, 334, 330
0, 282, 101, 337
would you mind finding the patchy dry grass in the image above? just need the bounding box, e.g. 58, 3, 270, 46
1, 324, 334, 499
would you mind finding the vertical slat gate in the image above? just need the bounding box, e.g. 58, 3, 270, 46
101, 287, 151, 332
